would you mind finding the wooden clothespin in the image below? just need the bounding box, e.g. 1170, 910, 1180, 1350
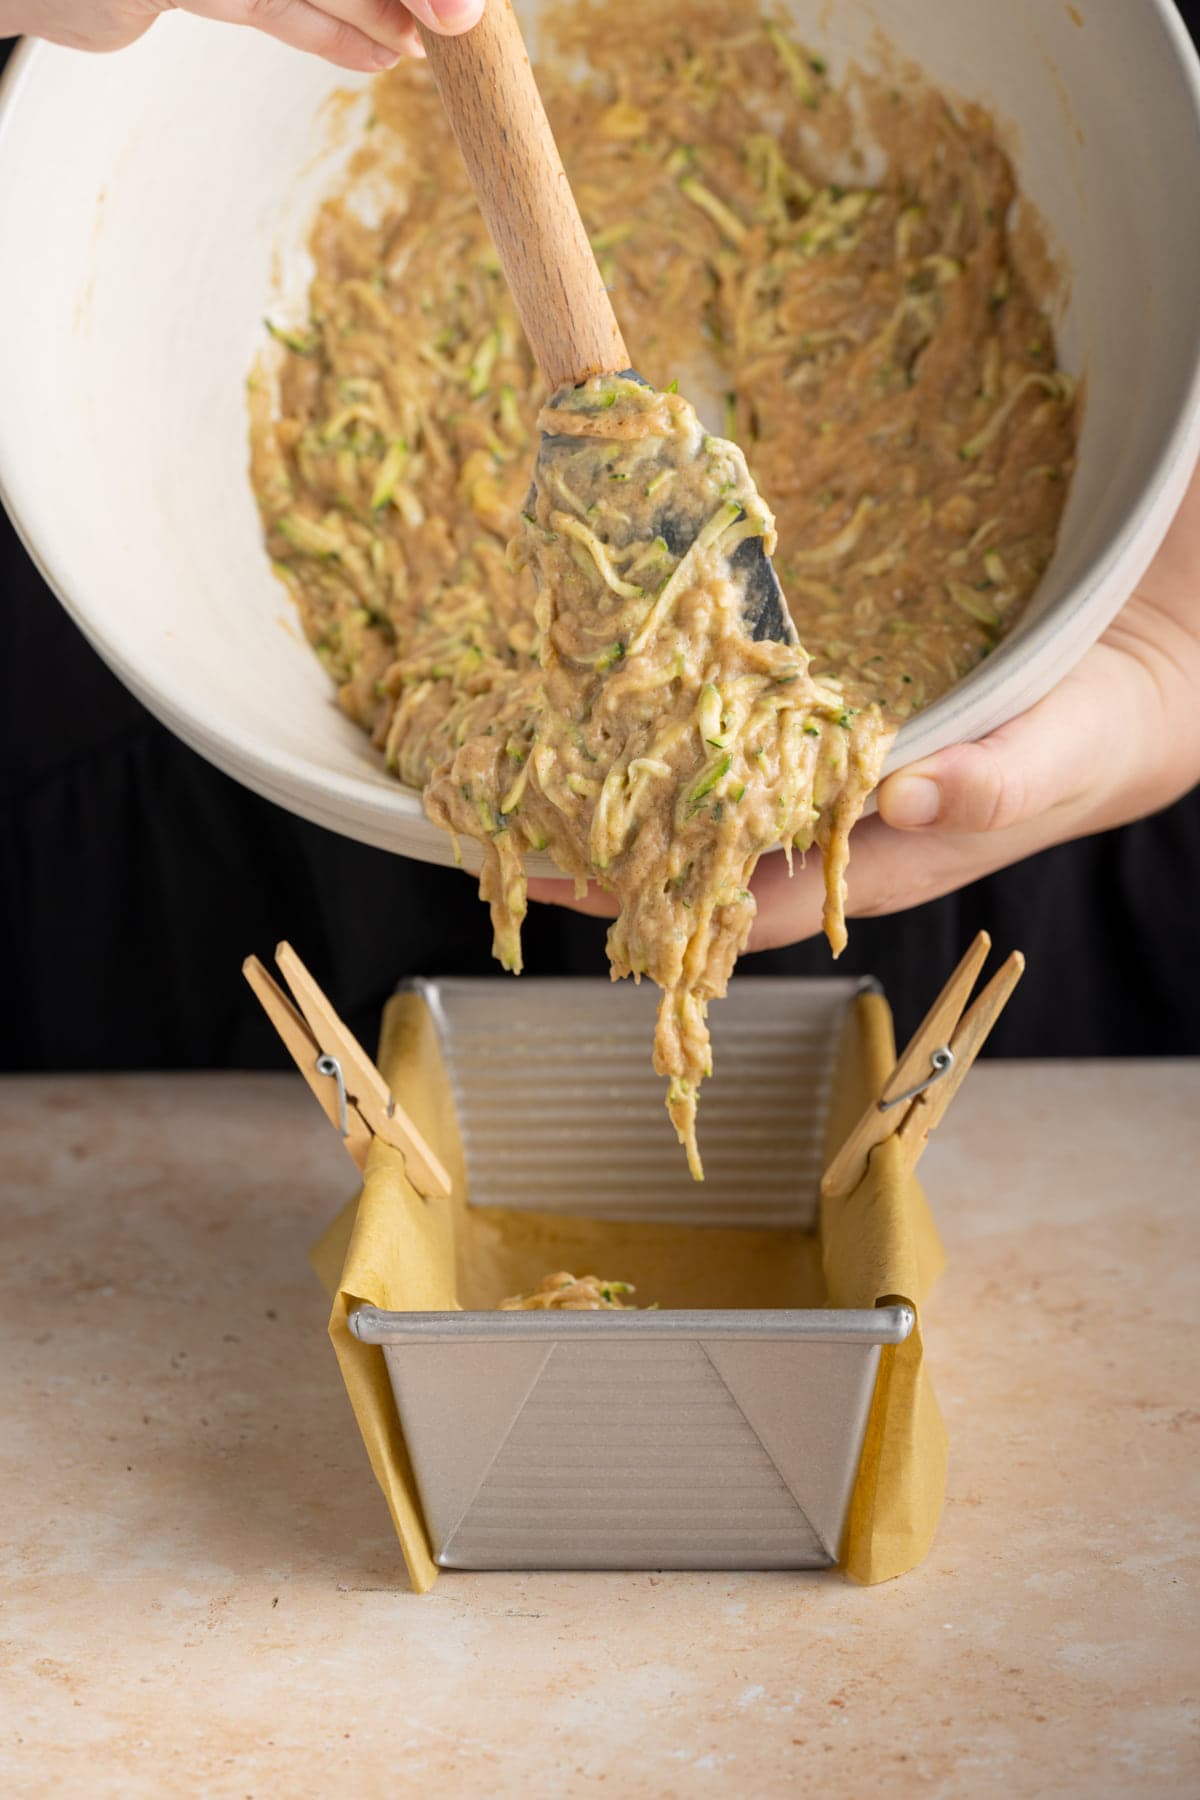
821, 930, 1024, 1202
243, 942, 451, 1200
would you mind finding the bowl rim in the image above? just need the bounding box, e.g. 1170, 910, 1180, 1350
2, 6, 1200, 848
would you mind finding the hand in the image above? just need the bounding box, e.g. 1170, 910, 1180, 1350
7, 0, 483, 73
529, 457, 1200, 949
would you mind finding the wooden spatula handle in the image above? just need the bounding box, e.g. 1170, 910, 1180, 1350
418, 0, 630, 390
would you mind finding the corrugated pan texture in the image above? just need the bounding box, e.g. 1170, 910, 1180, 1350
383, 1336, 883, 1570
416, 975, 865, 1230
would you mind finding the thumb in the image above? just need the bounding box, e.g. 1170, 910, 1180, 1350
876, 651, 1124, 837
406, 0, 486, 34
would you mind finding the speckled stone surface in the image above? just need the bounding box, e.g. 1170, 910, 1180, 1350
2, 1063, 1197, 1798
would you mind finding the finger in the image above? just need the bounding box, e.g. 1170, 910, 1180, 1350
743, 810, 1040, 954
526, 731, 1087, 949
37, 19, 159, 52
742, 847, 827, 950
298, 0, 472, 55
526, 876, 619, 920
404, 0, 485, 34
526, 661, 1116, 949
529, 629, 1155, 950
844, 806, 1071, 917
876, 645, 1132, 837
181, 0, 409, 71
746, 719, 1130, 954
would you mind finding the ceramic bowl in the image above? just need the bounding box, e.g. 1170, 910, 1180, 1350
1, 1, 1199, 870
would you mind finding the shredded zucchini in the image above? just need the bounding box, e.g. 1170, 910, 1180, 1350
250, 0, 1075, 1180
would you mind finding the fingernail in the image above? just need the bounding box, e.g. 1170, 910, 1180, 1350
368, 43, 403, 68
429, 0, 482, 26
883, 774, 940, 828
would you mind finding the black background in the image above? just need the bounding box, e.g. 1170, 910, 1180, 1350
3, 5, 1199, 1072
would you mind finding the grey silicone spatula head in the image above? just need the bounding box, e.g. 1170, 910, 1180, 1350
537, 371, 797, 645
417, 0, 795, 646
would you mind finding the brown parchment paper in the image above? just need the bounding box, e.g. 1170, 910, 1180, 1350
311, 987, 947, 1592
820, 991, 949, 1585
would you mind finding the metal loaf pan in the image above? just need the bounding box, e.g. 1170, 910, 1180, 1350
351, 976, 913, 1573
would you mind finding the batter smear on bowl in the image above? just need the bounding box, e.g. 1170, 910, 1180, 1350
249, 0, 1076, 1175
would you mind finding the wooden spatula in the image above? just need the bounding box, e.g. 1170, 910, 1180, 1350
417, 0, 795, 645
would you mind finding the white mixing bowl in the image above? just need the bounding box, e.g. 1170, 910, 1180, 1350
2, 1, 1199, 871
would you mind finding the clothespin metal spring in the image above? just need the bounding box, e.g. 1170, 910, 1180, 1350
877, 1046, 954, 1113
315, 1053, 350, 1139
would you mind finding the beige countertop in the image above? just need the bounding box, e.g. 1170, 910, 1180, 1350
3, 1061, 1197, 1798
